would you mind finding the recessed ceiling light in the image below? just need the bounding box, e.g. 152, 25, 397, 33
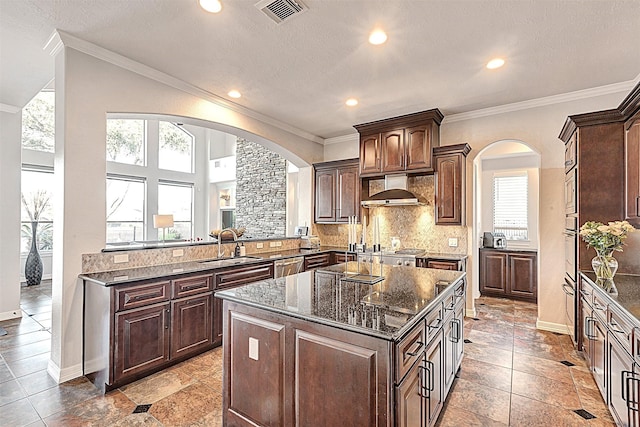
486, 58, 505, 69
345, 98, 358, 107
228, 90, 241, 98
368, 29, 387, 45
199, 0, 222, 13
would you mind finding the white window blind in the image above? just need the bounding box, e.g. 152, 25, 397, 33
493, 174, 528, 240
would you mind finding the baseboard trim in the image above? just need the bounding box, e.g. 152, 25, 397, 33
0, 309, 22, 322
47, 359, 84, 384
465, 307, 477, 318
536, 319, 570, 335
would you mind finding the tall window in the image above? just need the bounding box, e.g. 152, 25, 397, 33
158, 182, 193, 239
106, 176, 145, 243
21, 168, 54, 252
493, 173, 528, 240
22, 91, 55, 152
159, 122, 193, 173
106, 119, 145, 165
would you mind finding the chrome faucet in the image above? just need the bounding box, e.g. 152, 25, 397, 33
217, 228, 238, 258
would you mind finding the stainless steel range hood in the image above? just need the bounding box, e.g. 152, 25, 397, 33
361, 174, 425, 207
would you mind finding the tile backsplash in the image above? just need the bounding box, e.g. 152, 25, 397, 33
313, 175, 468, 254
82, 239, 300, 273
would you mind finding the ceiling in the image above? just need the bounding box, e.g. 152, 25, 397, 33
1, 0, 639, 139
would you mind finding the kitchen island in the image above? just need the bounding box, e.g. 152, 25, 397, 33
216, 262, 466, 426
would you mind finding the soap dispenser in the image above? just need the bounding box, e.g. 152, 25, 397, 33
234, 242, 241, 257
239, 242, 246, 256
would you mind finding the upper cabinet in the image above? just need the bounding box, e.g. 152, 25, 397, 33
314, 158, 360, 224
433, 144, 471, 225
354, 109, 443, 178
625, 111, 640, 226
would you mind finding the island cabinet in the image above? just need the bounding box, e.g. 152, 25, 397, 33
354, 109, 444, 178
218, 265, 466, 427
314, 158, 360, 223
479, 249, 537, 302
433, 143, 471, 226
84, 272, 216, 392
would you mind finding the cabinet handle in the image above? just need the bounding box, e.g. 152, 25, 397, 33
562, 283, 575, 296
181, 284, 204, 292
593, 301, 606, 311
425, 360, 435, 392
584, 317, 596, 340
622, 370, 640, 411
451, 318, 461, 343
406, 341, 424, 357
165, 309, 170, 329
418, 365, 429, 399
444, 301, 455, 311
564, 160, 573, 167
428, 318, 442, 330
609, 320, 627, 336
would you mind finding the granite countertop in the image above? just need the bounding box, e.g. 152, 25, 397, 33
581, 271, 640, 320
479, 247, 538, 253
254, 246, 352, 260
216, 261, 466, 342
417, 252, 468, 261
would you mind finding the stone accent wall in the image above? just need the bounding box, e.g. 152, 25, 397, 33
235, 138, 287, 238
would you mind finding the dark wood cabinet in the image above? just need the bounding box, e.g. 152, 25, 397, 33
480, 249, 537, 302
332, 252, 356, 264
314, 158, 360, 223
114, 302, 170, 382
424, 330, 444, 425
303, 253, 332, 270
433, 144, 471, 226
170, 292, 214, 359
416, 258, 464, 271
354, 109, 443, 178
396, 353, 425, 427
626, 112, 640, 226
360, 134, 381, 175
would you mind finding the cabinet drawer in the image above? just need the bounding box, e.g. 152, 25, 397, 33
214, 263, 274, 290
591, 291, 607, 322
425, 303, 443, 343
565, 169, 577, 215
395, 321, 425, 383
115, 281, 171, 312
609, 305, 634, 353
172, 274, 212, 298
333, 252, 355, 264
426, 260, 459, 271
579, 279, 594, 306
564, 133, 577, 172
304, 253, 331, 270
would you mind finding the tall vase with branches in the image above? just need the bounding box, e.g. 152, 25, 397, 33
22, 190, 50, 286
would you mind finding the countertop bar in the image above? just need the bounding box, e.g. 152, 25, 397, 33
581, 271, 640, 320
216, 262, 466, 341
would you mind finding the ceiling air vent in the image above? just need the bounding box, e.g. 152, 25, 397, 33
255, 0, 308, 24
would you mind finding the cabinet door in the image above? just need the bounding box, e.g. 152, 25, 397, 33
213, 295, 223, 346
608, 334, 639, 427
406, 125, 433, 172
424, 330, 443, 425
581, 301, 592, 365
115, 303, 170, 382
381, 129, 405, 172
453, 301, 464, 373
435, 154, 463, 225
360, 134, 381, 175
336, 166, 360, 222
565, 169, 577, 215
626, 115, 640, 226
443, 313, 456, 396
592, 314, 606, 397
315, 168, 336, 222
508, 253, 537, 300
565, 133, 577, 173
479, 250, 508, 296
170, 292, 214, 359
396, 357, 425, 427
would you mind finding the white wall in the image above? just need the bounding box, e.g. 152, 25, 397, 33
0, 110, 22, 321
324, 90, 628, 331
49, 45, 322, 382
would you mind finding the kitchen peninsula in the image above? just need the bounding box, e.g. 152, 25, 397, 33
217, 262, 466, 426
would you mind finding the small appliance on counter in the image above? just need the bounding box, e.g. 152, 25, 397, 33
300, 235, 321, 249
482, 232, 507, 249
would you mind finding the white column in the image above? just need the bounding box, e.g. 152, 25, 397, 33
0, 109, 23, 320
49, 47, 107, 382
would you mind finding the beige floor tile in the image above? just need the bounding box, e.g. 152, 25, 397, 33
446, 378, 511, 424
464, 342, 513, 369
149, 382, 223, 426
510, 394, 588, 427
119, 366, 197, 404
512, 370, 581, 410
42, 390, 136, 427
512, 352, 575, 384
457, 357, 512, 392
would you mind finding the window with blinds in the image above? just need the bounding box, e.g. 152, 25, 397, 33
493, 173, 528, 240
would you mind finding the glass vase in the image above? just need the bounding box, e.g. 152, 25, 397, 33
591, 249, 618, 293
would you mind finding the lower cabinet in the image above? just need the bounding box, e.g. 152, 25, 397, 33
424, 331, 444, 426
114, 302, 170, 382
303, 252, 332, 270
170, 292, 214, 359
479, 249, 537, 302
416, 258, 464, 271
608, 333, 640, 427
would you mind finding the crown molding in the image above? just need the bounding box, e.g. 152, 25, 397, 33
443, 80, 637, 124
44, 30, 324, 145
323, 133, 358, 145
0, 103, 21, 113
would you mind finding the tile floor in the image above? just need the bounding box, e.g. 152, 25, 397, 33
0, 287, 614, 426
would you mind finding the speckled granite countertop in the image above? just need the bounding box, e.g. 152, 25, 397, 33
478, 248, 537, 253
216, 262, 466, 341
417, 252, 468, 260
254, 246, 352, 259
581, 272, 640, 320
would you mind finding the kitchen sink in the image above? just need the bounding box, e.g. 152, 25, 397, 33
198, 256, 262, 268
